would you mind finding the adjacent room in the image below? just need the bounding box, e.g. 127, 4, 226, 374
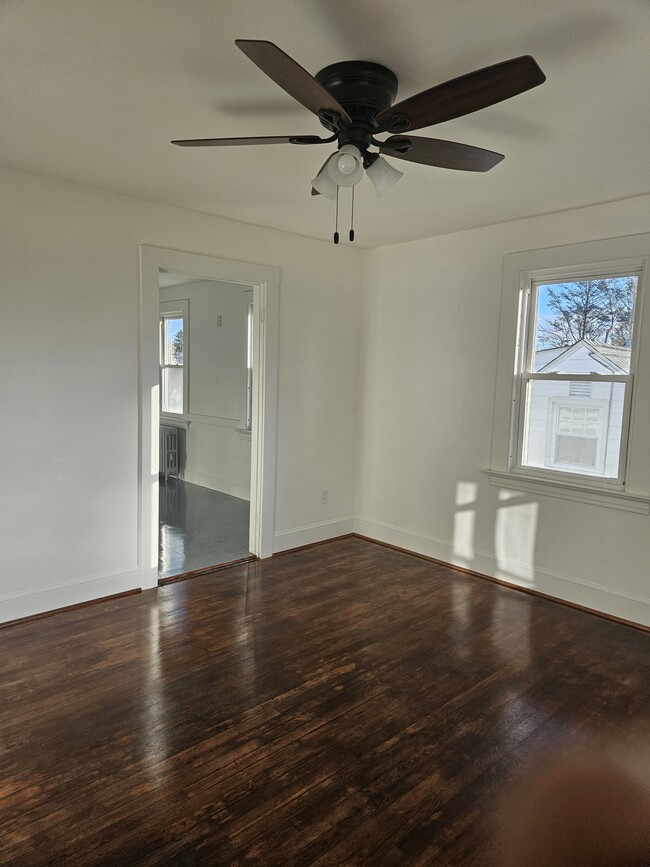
1, 1, 649, 863
158, 272, 255, 578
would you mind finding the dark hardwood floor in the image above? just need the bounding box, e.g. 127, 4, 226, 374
1, 537, 648, 865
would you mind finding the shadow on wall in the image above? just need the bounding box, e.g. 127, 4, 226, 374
452, 481, 540, 589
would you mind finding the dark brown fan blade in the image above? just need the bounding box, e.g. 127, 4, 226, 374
172, 135, 327, 147
379, 136, 504, 172
375, 56, 545, 134
235, 40, 351, 126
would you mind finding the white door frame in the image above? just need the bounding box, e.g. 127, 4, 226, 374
138, 245, 279, 589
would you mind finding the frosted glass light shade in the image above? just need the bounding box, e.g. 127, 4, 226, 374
326, 145, 363, 187
366, 155, 404, 197
311, 163, 338, 200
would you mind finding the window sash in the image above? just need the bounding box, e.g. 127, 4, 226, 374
524, 269, 642, 376
521, 372, 633, 383
509, 265, 643, 488
514, 374, 634, 485
160, 367, 184, 416
245, 302, 254, 431
159, 304, 188, 417
160, 316, 183, 366
489, 239, 650, 512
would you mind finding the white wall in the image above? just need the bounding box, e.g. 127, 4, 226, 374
356, 195, 650, 627
0, 165, 362, 622
3, 160, 649, 629
160, 279, 252, 500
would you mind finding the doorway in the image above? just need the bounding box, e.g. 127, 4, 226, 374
139, 246, 279, 591
158, 273, 255, 578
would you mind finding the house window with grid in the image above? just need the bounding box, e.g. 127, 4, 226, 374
514, 270, 641, 483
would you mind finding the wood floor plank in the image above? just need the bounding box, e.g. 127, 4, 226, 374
0, 536, 648, 865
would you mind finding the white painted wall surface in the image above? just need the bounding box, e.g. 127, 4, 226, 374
356, 195, 650, 626
160, 280, 252, 500
3, 160, 649, 629
0, 165, 362, 622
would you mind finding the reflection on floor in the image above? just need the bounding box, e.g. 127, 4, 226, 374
159, 478, 252, 579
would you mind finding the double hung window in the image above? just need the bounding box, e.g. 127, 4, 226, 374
159, 301, 188, 417
512, 267, 642, 486
490, 235, 649, 512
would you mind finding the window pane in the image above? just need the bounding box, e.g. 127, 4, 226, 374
163, 317, 183, 365
556, 435, 597, 467
521, 379, 627, 479
246, 302, 253, 430
533, 276, 637, 373
162, 367, 183, 414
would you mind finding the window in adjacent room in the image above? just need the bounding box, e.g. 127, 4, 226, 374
245, 301, 254, 431
514, 270, 640, 484
160, 302, 188, 417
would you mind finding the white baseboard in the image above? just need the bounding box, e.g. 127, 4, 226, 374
0, 565, 142, 624
182, 470, 250, 501
354, 515, 650, 628
7, 517, 648, 629
273, 516, 355, 553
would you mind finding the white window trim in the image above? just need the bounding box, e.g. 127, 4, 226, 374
487, 234, 650, 514
486, 470, 650, 514
514, 268, 640, 486
160, 417, 191, 430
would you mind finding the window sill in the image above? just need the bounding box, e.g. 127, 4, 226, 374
485, 470, 649, 514
160, 416, 190, 430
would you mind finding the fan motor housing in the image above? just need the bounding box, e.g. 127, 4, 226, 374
315, 61, 398, 146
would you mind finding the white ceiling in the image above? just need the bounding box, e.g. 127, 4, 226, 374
159, 272, 203, 289
2, 0, 649, 248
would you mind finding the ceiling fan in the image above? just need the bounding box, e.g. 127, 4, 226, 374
173, 40, 545, 242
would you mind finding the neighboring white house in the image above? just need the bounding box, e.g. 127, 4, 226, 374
525, 340, 631, 478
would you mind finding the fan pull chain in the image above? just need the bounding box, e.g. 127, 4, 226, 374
334, 186, 340, 244
349, 187, 355, 242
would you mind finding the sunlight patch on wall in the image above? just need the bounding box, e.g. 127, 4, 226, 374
150, 385, 159, 475
148, 385, 161, 571
495, 498, 539, 585
497, 489, 521, 501
452, 481, 478, 566
456, 481, 478, 507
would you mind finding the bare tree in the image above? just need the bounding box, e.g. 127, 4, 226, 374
537, 277, 635, 349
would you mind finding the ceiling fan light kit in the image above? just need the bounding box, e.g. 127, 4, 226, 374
326, 144, 364, 187
310, 162, 338, 200
365, 155, 404, 197
173, 40, 545, 244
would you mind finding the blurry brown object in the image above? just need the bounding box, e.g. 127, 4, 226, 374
494, 747, 650, 866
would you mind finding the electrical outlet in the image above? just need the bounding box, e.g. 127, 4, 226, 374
321, 489, 328, 504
